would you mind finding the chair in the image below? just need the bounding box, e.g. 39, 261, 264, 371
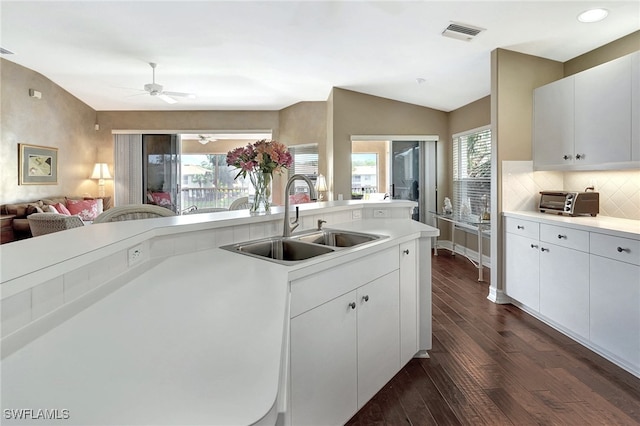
229, 197, 251, 210
27, 213, 85, 236
93, 204, 176, 223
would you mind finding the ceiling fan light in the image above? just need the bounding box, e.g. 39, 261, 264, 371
577, 8, 608, 23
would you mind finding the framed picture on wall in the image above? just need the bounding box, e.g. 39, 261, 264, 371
19, 143, 58, 185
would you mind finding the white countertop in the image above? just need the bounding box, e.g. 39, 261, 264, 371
0, 213, 438, 425
503, 211, 640, 240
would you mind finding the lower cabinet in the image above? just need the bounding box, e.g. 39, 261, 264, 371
539, 243, 590, 339
504, 215, 640, 377
289, 243, 416, 425
290, 271, 400, 425
290, 291, 358, 426
399, 240, 418, 365
505, 232, 540, 310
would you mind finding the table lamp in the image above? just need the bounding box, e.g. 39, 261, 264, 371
315, 174, 328, 201
91, 163, 112, 197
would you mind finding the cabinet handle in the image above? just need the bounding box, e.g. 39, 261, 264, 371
541, 247, 549, 252
576, 154, 584, 160
349, 302, 356, 310
362, 295, 369, 302
557, 234, 567, 239
530, 244, 538, 249
517, 225, 524, 230
617, 247, 630, 253
563, 154, 572, 160
403, 249, 410, 255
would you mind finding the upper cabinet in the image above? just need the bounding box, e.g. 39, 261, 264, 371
533, 51, 640, 171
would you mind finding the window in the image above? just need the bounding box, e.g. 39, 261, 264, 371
452, 126, 491, 216
351, 153, 378, 197
288, 144, 318, 194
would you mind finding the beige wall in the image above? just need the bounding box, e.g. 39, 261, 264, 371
1, 59, 101, 204
328, 88, 448, 201
564, 30, 640, 76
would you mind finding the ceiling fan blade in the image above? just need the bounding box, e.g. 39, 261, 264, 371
163, 91, 196, 99
157, 94, 177, 104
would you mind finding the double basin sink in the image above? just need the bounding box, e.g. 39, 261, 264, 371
221, 229, 385, 264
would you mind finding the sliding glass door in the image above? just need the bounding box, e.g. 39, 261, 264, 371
143, 134, 180, 213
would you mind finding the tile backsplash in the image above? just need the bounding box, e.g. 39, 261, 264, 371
502, 161, 640, 220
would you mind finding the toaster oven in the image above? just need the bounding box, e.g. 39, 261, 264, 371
539, 191, 599, 216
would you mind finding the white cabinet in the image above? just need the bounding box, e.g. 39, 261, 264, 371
504, 218, 541, 310
504, 213, 640, 378
356, 272, 400, 408
574, 54, 633, 166
533, 52, 639, 170
539, 242, 590, 339
289, 244, 416, 425
290, 291, 358, 426
589, 232, 640, 372
533, 76, 575, 168
399, 240, 418, 365
505, 233, 540, 310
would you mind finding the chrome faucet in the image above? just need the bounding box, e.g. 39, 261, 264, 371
283, 174, 317, 237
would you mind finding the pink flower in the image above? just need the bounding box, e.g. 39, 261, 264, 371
226, 139, 292, 179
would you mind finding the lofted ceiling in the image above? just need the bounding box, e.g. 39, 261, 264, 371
1, 1, 638, 112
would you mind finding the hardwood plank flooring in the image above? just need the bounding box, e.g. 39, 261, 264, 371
346, 252, 640, 425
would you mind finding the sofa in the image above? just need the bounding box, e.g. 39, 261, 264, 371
1, 196, 111, 240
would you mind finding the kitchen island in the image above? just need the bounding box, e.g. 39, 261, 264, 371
0, 201, 439, 425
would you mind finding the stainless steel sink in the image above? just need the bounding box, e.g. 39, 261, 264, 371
293, 229, 383, 247
221, 238, 335, 264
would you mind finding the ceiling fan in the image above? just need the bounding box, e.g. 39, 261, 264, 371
142, 62, 196, 104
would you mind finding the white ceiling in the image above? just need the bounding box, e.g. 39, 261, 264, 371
2, 1, 638, 112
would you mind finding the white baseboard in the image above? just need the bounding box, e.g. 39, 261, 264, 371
433, 240, 491, 267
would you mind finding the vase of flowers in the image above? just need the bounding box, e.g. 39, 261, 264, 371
226, 139, 293, 213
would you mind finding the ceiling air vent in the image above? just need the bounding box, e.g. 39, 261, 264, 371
442, 22, 485, 41
0, 47, 15, 55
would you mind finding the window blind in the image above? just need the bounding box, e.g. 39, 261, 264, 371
288, 143, 318, 179
452, 127, 491, 216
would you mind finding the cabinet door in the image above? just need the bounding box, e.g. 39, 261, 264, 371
399, 240, 418, 365
590, 255, 640, 371
290, 291, 358, 426
533, 77, 575, 168
539, 243, 589, 339
357, 271, 400, 409
575, 54, 632, 165
505, 233, 540, 311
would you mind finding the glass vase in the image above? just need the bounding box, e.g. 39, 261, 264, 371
249, 171, 272, 214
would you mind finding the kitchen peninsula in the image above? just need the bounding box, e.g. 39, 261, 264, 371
1, 201, 439, 425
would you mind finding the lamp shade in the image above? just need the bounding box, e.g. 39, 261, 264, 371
315, 174, 328, 192
90, 163, 112, 180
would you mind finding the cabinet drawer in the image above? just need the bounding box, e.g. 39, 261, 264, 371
540, 224, 589, 252
590, 233, 640, 266
505, 217, 539, 239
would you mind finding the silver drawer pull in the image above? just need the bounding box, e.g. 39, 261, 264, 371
541, 247, 549, 252
349, 302, 356, 310
617, 247, 630, 253
530, 244, 539, 249
558, 234, 567, 239
362, 295, 369, 302
517, 225, 524, 230
403, 249, 410, 255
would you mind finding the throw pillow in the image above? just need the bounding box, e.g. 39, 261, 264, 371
26, 204, 44, 215
47, 205, 59, 214
53, 202, 71, 215
150, 192, 172, 207
66, 199, 99, 221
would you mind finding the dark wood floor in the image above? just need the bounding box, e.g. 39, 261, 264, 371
347, 252, 640, 425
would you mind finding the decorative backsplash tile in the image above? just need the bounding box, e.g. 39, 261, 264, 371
502, 161, 640, 220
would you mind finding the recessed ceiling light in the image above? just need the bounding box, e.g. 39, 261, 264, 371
577, 8, 608, 23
